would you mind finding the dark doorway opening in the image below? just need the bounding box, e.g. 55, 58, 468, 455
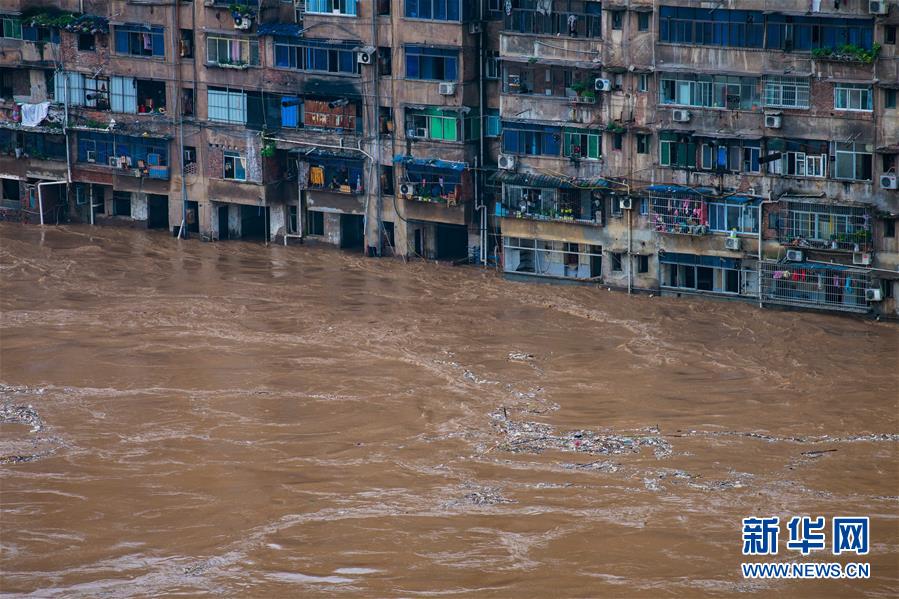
697, 266, 714, 291
218, 205, 229, 240
340, 213, 364, 249
435, 223, 468, 260
382, 220, 395, 254
185, 200, 199, 233
240, 205, 269, 241
147, 194, 168, 229
414, 228, 423, 256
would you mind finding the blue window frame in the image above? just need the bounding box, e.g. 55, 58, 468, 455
274, 37, 360, 74
114, 25, 165, 57
22, 25, 59, 43
307, 0, 358, 16
405, 0, 463, 21
405, 46, 459, 81
658, 6, 873, 52
77, 132, 168, 166
502, 122, 562, 156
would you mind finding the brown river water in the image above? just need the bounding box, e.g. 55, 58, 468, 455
0, 222, 897, 598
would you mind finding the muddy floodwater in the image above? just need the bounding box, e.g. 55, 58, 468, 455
1, 223, 897, 598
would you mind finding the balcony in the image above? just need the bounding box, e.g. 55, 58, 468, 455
648, 186, 712, 236
777, 199, 873, 253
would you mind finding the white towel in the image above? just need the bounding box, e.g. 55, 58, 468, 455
20, 102, 50, 128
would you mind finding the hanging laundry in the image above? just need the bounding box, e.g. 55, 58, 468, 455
142, 33, 152, 51
535, 0, 553, 16
817, 274, 824, 290
19, 102, 50, 128
309, 166, 324, 187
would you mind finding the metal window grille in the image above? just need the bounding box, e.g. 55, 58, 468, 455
760, 262, 872, 313
649, 192, 709, 235
778, 201, 872, 252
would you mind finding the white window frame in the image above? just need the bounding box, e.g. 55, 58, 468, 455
834, 84, 872, 112
223, 151, 247, 181
206, 35, 259, 67
762, 76, 810, 109
207, 88, 247, 124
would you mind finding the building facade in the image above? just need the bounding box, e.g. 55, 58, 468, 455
1, 1, 898, 317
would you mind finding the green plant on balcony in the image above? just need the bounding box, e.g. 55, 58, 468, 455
581, 90, 597, 101
812, 43, 881, 64
260, 142, 275, 158
571, 81, 587, 96
605, 122, 626, 133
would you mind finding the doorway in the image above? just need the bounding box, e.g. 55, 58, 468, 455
240, 205, 269, 241
339, 213, 364, 249
217, 205, 229, 240
435, 224, 468, 260
147, 194, 169, 229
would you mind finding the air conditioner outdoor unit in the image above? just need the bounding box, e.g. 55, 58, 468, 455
880, 173, 898, 189
853, 252, 872, 266
184, 148, 196, 162
595, 78, 612, 92
357, 50, 374, 65
672, 109, 691, 122
438, 82, 457, 96
725, 237, 741, 251
765, 114, 782, 129
619, 197, 633, 210
869, 1, 889, 15
108, 157, 120, 168
399, 183, 415, 198
497, 154, 517, 171
469, 22, 482, 34
786, 249, 804, 262
86, 150, 96, 163
865, 288, 883, 302
414, 127, 428, 139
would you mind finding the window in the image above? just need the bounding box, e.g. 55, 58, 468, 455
638, 12, 650, 32
279, 96, 301, 128
886, 25, 896, 45
223, 151, 247, 181
659, 132, 696, 168
502, 237, 603, 278
659, 6, 764, 48
405, 107, 461, 141
707, 200, 758, 234
22, 25, 58, 43
662, 254, 742, 294
636, 255, 649, 273
612, 132, 623, 151
486, 51, 499, 80
114, 25, 165, 57
611, 252, 622, 271
834, 83, 872, 112
76, 132, 168, 170
208, 87, 247, 124
834, 142, 873, 181
275, 38, 361, 74
378, 0, 392, 16
699, 140, 760, 173
503, 64, 597, 97
765, 14, 874, 52
659, 73, 759, 110
640, 198, 649, 215
1, 16, 22, 39
885, 89, 897, 110
884, 219, 895, 238
780, 202, 870, 250
503, 122, 562, 156
379, 47, 392, 75
405, 46, 458, 81
180, 29, 194, 58
307, 0, 358, 15
504, 0, 602, 38
563, 130, 601, 160
638, 73, 648, 92
486, 109, 501, 137
78, 33, 95, 51
304, 98, 360, 132
404, 0, 462, 21
306, 210, 325, 236
113, 191, 132, 217
636, 134, 649, 154
763, 76, 810, 109
182, 88, 195, 117
611, 11, 623, 30
183, 146, 197, 168
207, 36, 259, 67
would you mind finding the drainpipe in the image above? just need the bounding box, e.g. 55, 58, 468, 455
627, 205, 632, 294
37, 180, 67, 226
758, 194, 776, 308
477, 0, 487, 265
370, 2, 382, 256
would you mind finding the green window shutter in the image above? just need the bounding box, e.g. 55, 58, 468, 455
429, 116, 444, 140
686, 143, 697, 168
660, 141, 670, 165
587, 134, 599, 159
445, 116, 459, 141
563, 133, 573, 156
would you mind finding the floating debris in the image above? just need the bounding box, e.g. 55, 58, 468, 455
507, 351, 535, 362
1, 404, 44, 433
489, 410, 672, 459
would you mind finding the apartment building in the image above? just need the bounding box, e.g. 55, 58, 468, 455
0, 1, 897, 317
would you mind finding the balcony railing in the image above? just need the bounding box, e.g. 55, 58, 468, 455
778, 200, 872, 252
649, 193, 710, 236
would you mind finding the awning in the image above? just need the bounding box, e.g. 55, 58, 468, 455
720, 195, 763, 205
258, 23, 303, 37
495, 170, 608, 189
646, 184, 702, 195
501, 54, 600, 70
393, 155, 467, 171
293, 148, 363, 161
